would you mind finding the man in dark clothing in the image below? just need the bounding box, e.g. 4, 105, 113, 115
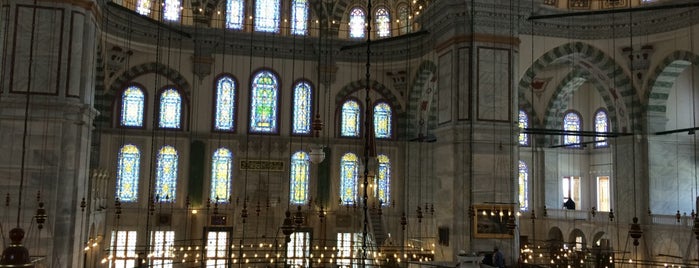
564, 197, 576, 210
493, 246, 505, 268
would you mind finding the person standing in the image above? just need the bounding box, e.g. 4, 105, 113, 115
493, 246, 505, 268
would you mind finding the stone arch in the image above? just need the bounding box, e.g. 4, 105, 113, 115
547, 226, 564, 250
328, 0, 353, 36
653, 236, 683, 264
334, 78, 404, 136
405, 60, 437, 139
518, 42, 640, 133
568, 228, 587, 249
645, 50, 699, 133
102, 62, 191, 127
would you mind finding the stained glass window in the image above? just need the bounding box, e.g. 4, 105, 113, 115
519, 110, 529, 146
110, 231, 137, 268
398, 4, 410, 34
211, 148, 233, 203
249, 70, 279, 133
377, 154, 390, 207
518, 161, 528, 211
155, 146, 178, 202
159, 88, 182, 129
150, 231, 175, 268
594, 109, 609, 148
290, 151, 310, 205
206, 231, 228, 267
214, 76, 237, 131
120, 86, 145, 127
136, 0, 152, 16
349, 7, 366, 39
563, 111, 581, 148
290, 0, 308, 35
375, 7, 391, 38
226, 0, 244, 30
292, 81, 312, 135
340, 153, 358, 205
255, 0, 280, 33
116, 145, 140, 202
374, 102, 391, 138
163, 0, 181, 21
341, 100, 360, 137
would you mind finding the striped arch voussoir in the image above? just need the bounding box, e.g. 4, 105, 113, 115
335, 79, 402, 112
646, 50, 699, 131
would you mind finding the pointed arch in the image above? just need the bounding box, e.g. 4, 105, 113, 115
406, 61, 437, 139
646, 50, 699, 132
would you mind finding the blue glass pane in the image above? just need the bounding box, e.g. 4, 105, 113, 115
340, 153, 358, 205
290, 0, 308, 35
349, 8, 365, 39
136, 0, 152, 16
255, 0, 280, 33
374, 102, 391, 138
159, 89, 182, 129
215, 76, 236, 131
518, 110, 529, 146
519, 161, 528, 211
226, 0, 244, 29
341, 100, 360, 137
163, 0, 181, 21
375, 7, 391, 38
156, 146, 178, 202
377, 155, 390, 207
292, 82, 312, 135
117, 145, 140, 202
595, 110, 608, 147
121, 86, 144, 127
290, 151, 310, 205
250, 71, 279, 133
563, 112, 581, 147
211, 148, 233, 202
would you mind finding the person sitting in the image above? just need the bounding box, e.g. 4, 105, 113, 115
564, 197, 576, 210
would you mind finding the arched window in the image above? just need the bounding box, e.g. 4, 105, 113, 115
340, 100, 361, 137
249, 70, 279, 133
374, 102, 392, 138
340, 153, 359, 205
226, 0, 244, 29
163, 0, 181, 21
290, 151, 310, 205
120, 86, 145, 127
136, 0, 152, 16
290, 0, 308, 35
518, 110, 529, 146
518, 160, 528, 211
158, 88, 182, 129
377, 154, 390, 207
214, 76, 237, 131
375, 7, 391, 38
211, 148, 233, 203
255, 0, 281, 33
116, 144, 140, 202
292, 81, 312, 135
594, 109, 609, 148
155, 146, 178, 202
563, 111, 581, 148
397, 4, 410, 34
349, 7, 366, 39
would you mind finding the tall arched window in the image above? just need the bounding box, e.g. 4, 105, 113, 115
120, 86, 145, 127
349, 7, 366, 39
374, 102, 391, 138
211, 148, 233, 202
518, 160, 528, 211
249, 70, 279, 133
375, 7, 391, 38
518, 110, 529, 146
158, 88, 182, 129
163, 0, 181, 21
594, 109, 609, 148
226, 0, 244, 29
563, 111, 581, 148
136, 0, 152, 16
290, 151, 310, 205
340, 100, 361, 137
117, 144, 141, 202
255, 0, 281, 33
290, 0, 308, 35
377, 154, 390, 207
214, 75, 237, 131
155, 146, 178, 202
340, 153, 359, 205
292, 81, 312, 135
397, 4, 410, 34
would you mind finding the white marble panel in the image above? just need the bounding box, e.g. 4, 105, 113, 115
12, 6, 63, 94
458, 47, 470, 120
438, 50, 453, 124
477, 48, 510, 122
67, 12, 84, 98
